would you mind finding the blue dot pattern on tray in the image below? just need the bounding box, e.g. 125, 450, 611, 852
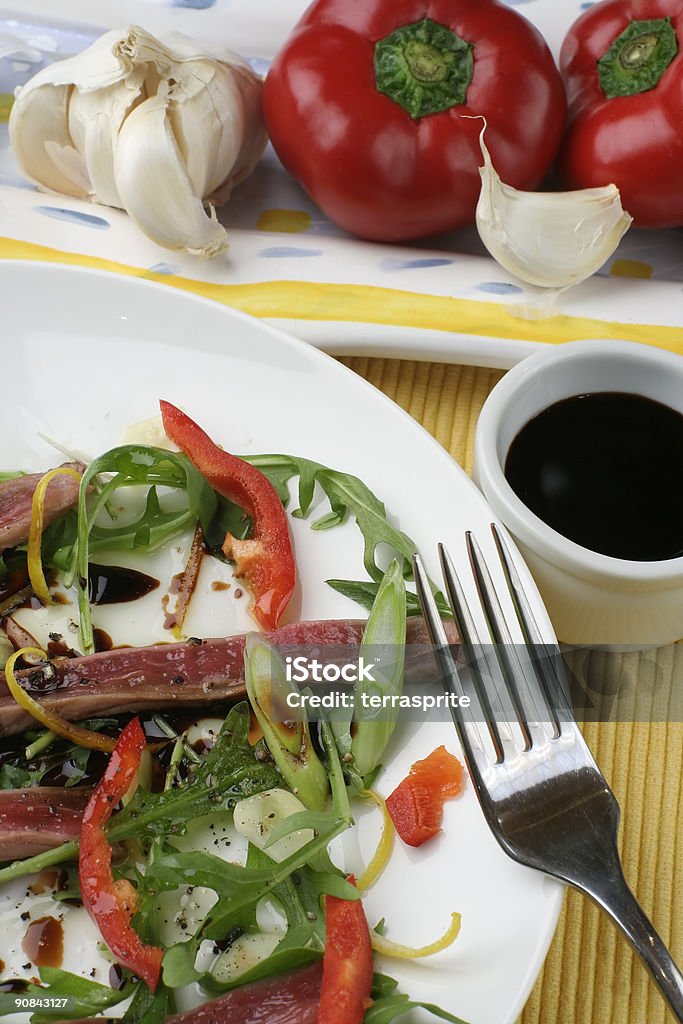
476, 281, 524, 295
258, 246, 323, 258
379, 257, 455, 272
148, 263, 180, 275
171, 0, 216, 8
34, 206, 110, 229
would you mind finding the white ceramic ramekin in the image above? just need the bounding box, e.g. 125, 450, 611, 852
474, 339, 683, 647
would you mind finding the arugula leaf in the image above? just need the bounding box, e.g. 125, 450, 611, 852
109, 705, 280, 843
210, 939, 321, 992
366, 974, 470, 1024
121, 982, 173, 1024
124, 850, 176, 1024
159, 815, 349, 942
158, 814, 350, 988
0, 762, 45, 789
0, 718, 118, 791
244, 455, 417, 582
327, 578, 453, 617
189, 846, 352, 995
71, 446, 220, 653
12, 968, 133, 1022
50, 862, 81, 903
0, 707, 278, 884
262, 809, 344, 850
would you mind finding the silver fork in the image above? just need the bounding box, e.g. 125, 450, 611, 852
414, 525, 683, 1023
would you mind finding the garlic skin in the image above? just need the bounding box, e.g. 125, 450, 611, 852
9, 27, 267, 257
475, 128, 632, 290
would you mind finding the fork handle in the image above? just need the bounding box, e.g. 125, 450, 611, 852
586, 866, 683, 1022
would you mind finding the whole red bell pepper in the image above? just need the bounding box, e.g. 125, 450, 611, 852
318, 877, 373, 1024
263, 0, 566, 242
79, 718, 163, 991
160, 401, 295, 632
559, 0, 683, 227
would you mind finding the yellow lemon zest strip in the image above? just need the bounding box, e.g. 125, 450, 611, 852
27, 467, 82, 604
357, 788, 395, 892
371, 912, 461, 959
5, 647, 117, 752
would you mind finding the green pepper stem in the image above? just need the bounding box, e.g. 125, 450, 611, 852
25, 728, 57, 760
374, 18, 473, 119
598, 17, 678, 98
0, 838, 79, 884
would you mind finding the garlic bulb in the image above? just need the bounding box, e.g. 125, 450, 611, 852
9, 26, 267, 256
475, 127, 632, 289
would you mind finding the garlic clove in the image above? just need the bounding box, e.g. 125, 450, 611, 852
68, 70, 146, 207
475, 127, 632, 290
113, 87, 228, 257
21, 29, 133, 93
223, 64, 268, 195
9, 84, 89, 197
166, 63, 245, 200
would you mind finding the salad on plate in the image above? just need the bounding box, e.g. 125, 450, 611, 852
0, 400, 467, 1024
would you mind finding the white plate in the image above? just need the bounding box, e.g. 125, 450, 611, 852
0, 2, 682, 368
0, 262, 562, 1024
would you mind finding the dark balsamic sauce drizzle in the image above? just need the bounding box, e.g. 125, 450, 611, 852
21, 916, 64, 968
87, 564, 159, 605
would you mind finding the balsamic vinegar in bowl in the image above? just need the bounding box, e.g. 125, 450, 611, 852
504, 392, 683, 562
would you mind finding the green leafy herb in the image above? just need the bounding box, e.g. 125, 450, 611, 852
14, 968, 133, 1022
69, 446, 222, 653
157, 811, 350, 988
366, 973, 470, 1024
121, 981, 173, 1024
0, 762, 45, 789
201, 845, 326, 994
244, 454, 417, 581
109, 705, 279, 844
0, 706, 278, 883
327, 578, 453, 617
0, 718, 118, 792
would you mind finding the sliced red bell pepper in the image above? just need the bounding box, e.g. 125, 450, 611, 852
385, 745, 464, 848
79, 718, 163, 991
159, 401, 295, 632
318, 876, 373, 1024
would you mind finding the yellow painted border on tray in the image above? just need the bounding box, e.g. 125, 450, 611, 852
3, 236, 683, 355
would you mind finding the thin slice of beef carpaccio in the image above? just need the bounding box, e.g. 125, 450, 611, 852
0, 463, 84, 555
165, 961, 322, 1024
0, 617, 451, 736
0, 786, 89, 859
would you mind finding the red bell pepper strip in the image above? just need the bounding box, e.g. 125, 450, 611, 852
385, 746, 464, 848
159, 401, 295, 632
318, 876, 373, 1024
263, 0, 566, 242
559, 0, 683, 227
79, 718, 163, 991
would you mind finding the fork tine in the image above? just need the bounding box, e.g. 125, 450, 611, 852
438, 544, 531, 756
466, 532, 557, 741
413, 553, 503, 766
491, 523, 573, 726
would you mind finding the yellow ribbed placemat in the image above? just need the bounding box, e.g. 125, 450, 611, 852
341, 355, 683, 1024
